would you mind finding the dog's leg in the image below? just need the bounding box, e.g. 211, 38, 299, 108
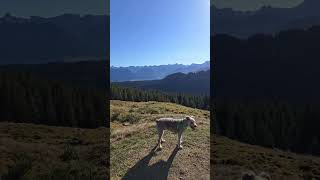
161, 131, 166, 143
177, 131, 183, 149
157, 128, 164, 149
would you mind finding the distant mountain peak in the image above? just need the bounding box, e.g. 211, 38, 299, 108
213, 0, 320, 38
111, 61, 210, 82
113, 61, 209, 69
0, 14, 109, 64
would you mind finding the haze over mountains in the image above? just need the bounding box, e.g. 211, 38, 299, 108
212, 0, 320, 37
0, 13, 109, 64
111, 61, 209, 82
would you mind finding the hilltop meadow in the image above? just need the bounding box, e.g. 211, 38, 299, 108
110, 100, 320, 179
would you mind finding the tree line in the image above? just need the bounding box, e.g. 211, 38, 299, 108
111, 85, 210, 110
212, 26, 320, 156
0, 71, 107, 128
214, 99, 320, 155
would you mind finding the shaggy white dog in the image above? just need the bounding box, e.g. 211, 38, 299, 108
156, 116, 197, 150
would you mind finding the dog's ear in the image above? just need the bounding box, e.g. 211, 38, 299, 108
186, 116, 190, 120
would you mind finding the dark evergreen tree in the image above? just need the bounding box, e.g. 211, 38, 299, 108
0, 71, 107, 128
111, 85, 210, 110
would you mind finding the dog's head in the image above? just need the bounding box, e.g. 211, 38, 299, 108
186, 116, 197, 130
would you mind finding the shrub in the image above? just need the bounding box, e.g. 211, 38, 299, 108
123, 113, 140, 124
111, 112, 120, 122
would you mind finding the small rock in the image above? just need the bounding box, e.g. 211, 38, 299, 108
123, 122, 130, 126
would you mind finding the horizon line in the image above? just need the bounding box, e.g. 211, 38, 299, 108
111, 60, 210, 68
0, 12, 109, 18
211, 0, 304, 12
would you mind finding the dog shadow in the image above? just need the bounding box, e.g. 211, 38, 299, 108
122, 146, 180, 180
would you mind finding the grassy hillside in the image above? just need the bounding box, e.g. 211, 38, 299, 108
0, 122, 108, 179
1, 101, 319, 179
111, 100, 320, 180
213, 136, 320, 179
110, 100, 210, 180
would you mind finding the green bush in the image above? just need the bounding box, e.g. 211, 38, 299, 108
136, 107, 160, 114
123, 113, 140, 124
111, 112, 141, 124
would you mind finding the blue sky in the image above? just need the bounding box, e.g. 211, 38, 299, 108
111, 0, 210, 67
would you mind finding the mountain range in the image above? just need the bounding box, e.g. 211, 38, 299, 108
113, 70, 210, 95
0, 59, 210, 95
111, 61, 209, 82
0, 13, 109, 64
212, 0, 320, 37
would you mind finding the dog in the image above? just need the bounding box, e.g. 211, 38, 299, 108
156, 116, 197, 150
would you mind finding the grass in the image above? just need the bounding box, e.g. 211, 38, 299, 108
1, 100, 320, 179
0, 122, 109, 180
1, 153, 33, 180
110, 100, 210, 180
60, 144, 79, 161
212, 135, 320, 180
111, 100, 320, 180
